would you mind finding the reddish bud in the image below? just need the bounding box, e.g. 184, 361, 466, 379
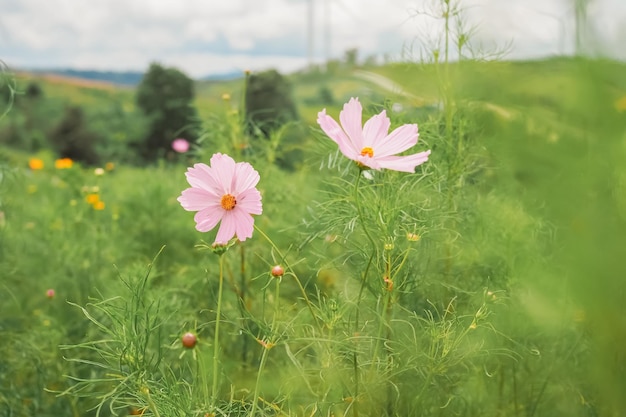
181, 332, 197, 349
271, 265, 284, 277
46, 289, 55, 299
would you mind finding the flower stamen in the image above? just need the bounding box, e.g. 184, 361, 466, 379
360, 147, 374, 158
220, 194, 236, 210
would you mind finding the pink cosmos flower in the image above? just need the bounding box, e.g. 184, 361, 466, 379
177, 153, 262, 243
172, 138, 190, 153
317, 97, 431, 172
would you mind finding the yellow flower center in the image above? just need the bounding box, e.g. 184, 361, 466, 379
360, 147, 374, 158
220, 194, 237, 210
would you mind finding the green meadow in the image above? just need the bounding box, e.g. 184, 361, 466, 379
1, 55, 625, 417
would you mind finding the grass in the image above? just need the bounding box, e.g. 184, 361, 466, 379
1, 55, 626, 416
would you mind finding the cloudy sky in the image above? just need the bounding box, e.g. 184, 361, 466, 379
1, 0, 625, 78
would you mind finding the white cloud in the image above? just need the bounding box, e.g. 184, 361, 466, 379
0, 0, 624, 78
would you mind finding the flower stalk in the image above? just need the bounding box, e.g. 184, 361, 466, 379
211, 254, 226, 407
248, 274, 281, 417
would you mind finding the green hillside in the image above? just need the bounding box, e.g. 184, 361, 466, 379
1, 56, 625, 416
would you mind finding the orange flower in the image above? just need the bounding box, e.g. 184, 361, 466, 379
55, 158, 73, 169
86, 193, 100, 205
28, 158, 44, 170
105, 162, 115, 171
93, 201, 105, 210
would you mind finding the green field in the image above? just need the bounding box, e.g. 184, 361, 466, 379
1, 56, 625, 416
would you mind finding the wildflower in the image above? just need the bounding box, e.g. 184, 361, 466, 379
55, 158, 73, 169
86, 193, 100, 205
172, 138, 190, 153
221, 93, 231, 101
85, 193, 105, 210
94, 167, 105, 176
28, 158, 44, 170
178, 153, 263, 243
317, 97, 431, 172
105, 162, 115, 171
46, 289, 55, 299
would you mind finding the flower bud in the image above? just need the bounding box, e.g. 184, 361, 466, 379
271, 265, 284, 277
181, 332, 197, 349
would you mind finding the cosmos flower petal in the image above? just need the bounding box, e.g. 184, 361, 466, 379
353, 155, 381, 170
185, 163, 222, 196
232, 209, 255, 241
362, 110, 390, 148
215, 211, 238, 243
339, 98, 365, 148
178, 187, 219, 211
233, 161, 260, 193
376, 150, 431, 173
194, 206, 223, 232
236, 188, 263, 215
209, 153, 237, 194
317, 109, 358, 158
375, 124, 419, 158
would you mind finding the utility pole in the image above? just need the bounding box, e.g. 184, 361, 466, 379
307, 0, 314, 69
324, 0, 331, 66
574, 0, 588, 56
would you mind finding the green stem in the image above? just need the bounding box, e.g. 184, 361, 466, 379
253, 224, 321, 329
248, 277, 281, 417
144, 386, 161, 417
370, 290, 392, 373
211, 254, 225, 407
197, 339, 210, 408
240, 243, 249, 364
351, 249, 374, 417
413, 368, 435, 407
351, 170, 380, 417
353, 171, 376, 249
370, 250, 393, 372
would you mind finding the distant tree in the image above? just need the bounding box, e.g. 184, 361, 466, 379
135, 63, 198, 161
245, 69, 299, 137
49, 106, 100, 165
25, 82, 43, 99
317, 85, 335, 106
344, 48, 359, 67
363, 54, 378, 67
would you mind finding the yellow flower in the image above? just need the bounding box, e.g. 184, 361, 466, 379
105, 162, 115, 171
221, 93, 231, 101
86, 193, 100, 205
93, 201, 105, 210
28, 158, 44, 170
55, 158, 73, 169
